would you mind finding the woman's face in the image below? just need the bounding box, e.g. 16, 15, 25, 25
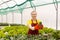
31, 11, 37, 19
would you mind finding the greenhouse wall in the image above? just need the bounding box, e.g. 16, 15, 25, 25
0, 0, 60, 30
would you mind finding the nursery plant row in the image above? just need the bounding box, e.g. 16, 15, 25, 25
0, 25, 60, 40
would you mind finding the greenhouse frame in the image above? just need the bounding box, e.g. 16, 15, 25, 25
0, 0, 60, 40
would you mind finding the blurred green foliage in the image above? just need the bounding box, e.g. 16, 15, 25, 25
0, 25, 60, 40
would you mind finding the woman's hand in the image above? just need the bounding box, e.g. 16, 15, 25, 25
30, 27, 35, 30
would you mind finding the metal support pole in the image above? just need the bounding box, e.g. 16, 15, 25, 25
1, 15, 3, 23
56, 3, 58, 30
5, 14, 7, 23
21, 12, 23, 24
12, 12, 14, 24
53, 0, 58, 30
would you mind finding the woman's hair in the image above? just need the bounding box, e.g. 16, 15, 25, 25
31, 10, 37, 14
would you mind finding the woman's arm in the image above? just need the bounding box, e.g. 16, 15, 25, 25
27, 24, 35, 30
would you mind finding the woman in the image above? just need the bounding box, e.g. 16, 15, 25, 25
27, 11, 43, 35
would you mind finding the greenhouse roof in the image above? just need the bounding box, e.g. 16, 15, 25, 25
0, 0, 60, 15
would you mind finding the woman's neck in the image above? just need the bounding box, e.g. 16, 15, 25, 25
32, 18, 37, 21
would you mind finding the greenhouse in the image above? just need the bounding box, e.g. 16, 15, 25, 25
0, 0, 60, 40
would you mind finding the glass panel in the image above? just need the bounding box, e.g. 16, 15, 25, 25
0, 3, 8, 8
2, 0, 9, 2
58, 4, 60, 30
32, 0, 53, 6
13, 0, 26, 5
0, 0, 3, 4
7, 1, 16, 7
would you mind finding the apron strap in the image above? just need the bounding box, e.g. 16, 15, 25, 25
31, 19, 38, 24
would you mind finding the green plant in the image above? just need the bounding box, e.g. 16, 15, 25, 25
0, 25, 60, 40
0, 30, 6, 38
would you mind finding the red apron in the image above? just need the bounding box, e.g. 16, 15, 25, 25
28, 20, 39, 35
